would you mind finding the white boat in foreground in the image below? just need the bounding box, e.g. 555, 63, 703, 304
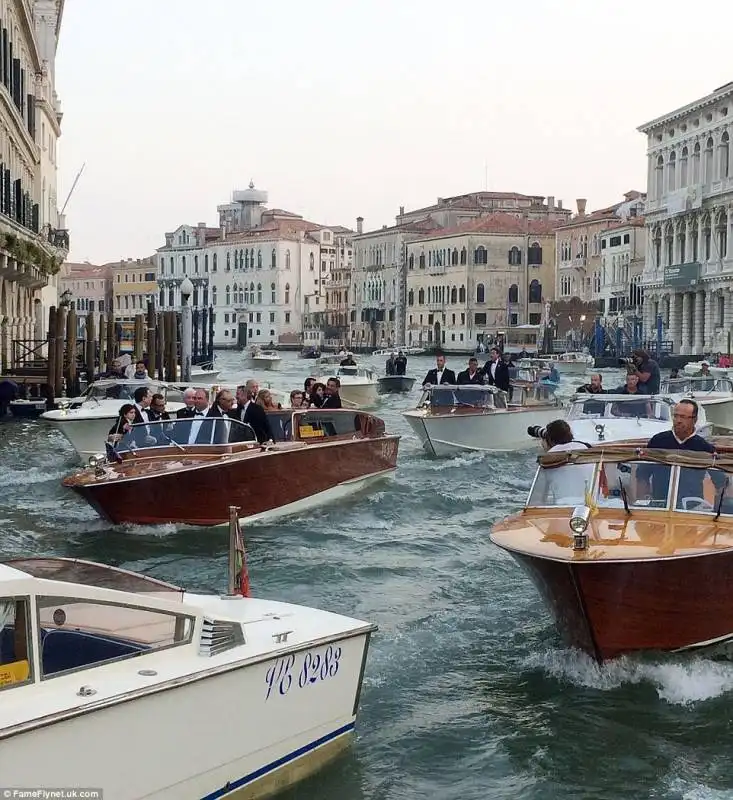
564, 393, 713, 446
249, 349, 282, 371
0, 510, 376, 799
403, 383, 562, 457
40, 379, 185, 461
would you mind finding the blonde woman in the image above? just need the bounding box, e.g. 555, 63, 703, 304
256, 388, 282, 410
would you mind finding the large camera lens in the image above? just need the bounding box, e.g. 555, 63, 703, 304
527, 425, 546, 439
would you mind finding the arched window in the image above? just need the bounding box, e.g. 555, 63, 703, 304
528, 241, 542, 265
233, 250, 238, 269
459, 285, 466, 303
257, 250, 262, 269
450, 286, 457, 304
226, 252, 231, 271
244, 250, 249, 269
309, 253, 315, 271
212, 253, 218, 272
270, 282, 276, 303
451, 249, 458, 266
244, 283, 249, 304
508, 246, 521, 266
692, 143, 701, 184
408, 289, 414, 306
474, 246, 487, 265
239, 249, 244, 268
419, 253, 425, 269
286, 249, 291, 269
656, 155, 664, 197
212, 286, 217, 306
721, 132, 730, 179
249, 281, 255, 303
409, 253, 414, 269
257, 283, 262, 304
418, 288, 425, 304
460, 248, 467, 265
508, 284, 519, 303
476, 283, 485, 303
668, 151, 677, 192
194, 254, 199, 273
705, 137, 714, 181
271, 249, 277, 268
529, 280, 542, 303
225, 285, 231, 306
204, 254, 209, 272
159, 288, 164, 308
285, 283, 290, 304
680, 146, 689, 187
168, 288, 174, 307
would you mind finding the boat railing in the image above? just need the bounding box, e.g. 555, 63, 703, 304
110, 418, 258, 456
661, 377, 733, 395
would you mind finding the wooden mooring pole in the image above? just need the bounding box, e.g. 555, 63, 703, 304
65, 307, 78, 396
85, 313, 96, 382
146, 302, 156, 377
46, 305, 57, 392
54, 306, 65, 396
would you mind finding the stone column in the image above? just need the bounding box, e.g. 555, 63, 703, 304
727, 205, 733, 262
705, 289, 716, 351
668, 291, 679, 352
725, 288, 733, 354
693, 290, 705, 354
642, 293, 654, 343
681, 291, 691, 354
699, 215, 706, 263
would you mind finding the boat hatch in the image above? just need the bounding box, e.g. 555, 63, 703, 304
114, 419, 258, 454
566, 395, 673, 422
1, 593, 195, 690
420, 385, 508, 411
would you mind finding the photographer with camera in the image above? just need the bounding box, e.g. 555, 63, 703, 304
528, 420, 594, 504
625, 348, 660, 395
528, 419, 589, 453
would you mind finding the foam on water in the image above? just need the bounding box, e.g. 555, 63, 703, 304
525, 647, 733, 706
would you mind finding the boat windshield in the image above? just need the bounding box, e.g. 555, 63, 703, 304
674, 466, 731, 514
424, 385, 508, 411
2, 557, 185, 598
82, 380, 173, 403
114, 418, 257, 453
593, 460, 674, 509
527, 462, 597, 507
661, 377, 733, 394
566, 395, 672, 422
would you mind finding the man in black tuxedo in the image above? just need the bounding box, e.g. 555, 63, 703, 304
483, 347, 511, 393
176, 387, 197, 419
197, 388, 237, 444
457, 357, 484, 385
132, 386, 152, 423
321, 377, 343, 409
422, 352, 456, 388
228, 381, 273, 444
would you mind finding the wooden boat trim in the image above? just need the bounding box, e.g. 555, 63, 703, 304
537, 444, 733, 470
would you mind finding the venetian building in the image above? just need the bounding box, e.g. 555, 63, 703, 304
405, 215, 557, 352
640, 81, 733, 354
0, 0, 68, 371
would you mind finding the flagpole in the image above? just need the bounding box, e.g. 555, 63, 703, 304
227, 505, 238, 595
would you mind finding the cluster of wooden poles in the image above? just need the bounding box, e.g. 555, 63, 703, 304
46, 302, 185, 397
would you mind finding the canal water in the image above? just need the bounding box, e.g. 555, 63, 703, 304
2, 351, 732, 800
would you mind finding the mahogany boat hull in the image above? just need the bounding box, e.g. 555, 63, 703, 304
510, 549, 733, 662
64, 436, 399, 527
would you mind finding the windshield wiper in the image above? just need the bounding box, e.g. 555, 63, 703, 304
714, 476, 729, 521
618, 477, 630, 515
162, 433, 186, 452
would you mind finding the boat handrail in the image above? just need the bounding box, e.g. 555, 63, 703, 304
537, 445, 733, 472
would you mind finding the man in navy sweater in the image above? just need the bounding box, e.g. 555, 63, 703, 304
646, 398, 712, 453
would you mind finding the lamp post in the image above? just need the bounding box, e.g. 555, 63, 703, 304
180, 277, 193, 382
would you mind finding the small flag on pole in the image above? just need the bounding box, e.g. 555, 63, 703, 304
228, 505, 250, 597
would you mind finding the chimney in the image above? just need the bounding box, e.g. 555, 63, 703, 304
547, 196, 555, 211
198, 222, 206, 228
576, 199, 587, 216
399, 205, 405, 216
558, 199, 563, 210
356, 216, 363, 235
220, 224, 226, 241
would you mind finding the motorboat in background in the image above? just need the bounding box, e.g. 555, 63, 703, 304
548, 351, 594, 376
41, 380, 186, 460
563, 394, 713, 446
248, 348, 282, 371
372, 346, 425, 357
661, 376, 733, 429
403, 382, 562, 457
8, 398, 48, 419
491, 444, 733, 661
300, 346, 321, 359
316, 365, 379, 407
0, 510, 376, 796
377, 375, 416, 394
63, 409, 399, 526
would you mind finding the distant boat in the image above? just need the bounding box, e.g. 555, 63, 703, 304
248, 348, 282, 371
377, 375, 415, 394
300, 346, 321, 359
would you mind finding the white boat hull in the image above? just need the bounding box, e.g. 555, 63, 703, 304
1, 631, 372, 800
251, 357, 282, 371
340, 382, 379, 408
553, 361, 592, 376
189, 368, 222, 384
682, 396, 733, 431
403, 406, 561, 456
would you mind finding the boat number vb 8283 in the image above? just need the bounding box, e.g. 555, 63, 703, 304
265, 644, 342, 700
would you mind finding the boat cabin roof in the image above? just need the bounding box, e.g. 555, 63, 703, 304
567, 394, 674, 421
81, 379, 176, 402
661, 376, 733, 394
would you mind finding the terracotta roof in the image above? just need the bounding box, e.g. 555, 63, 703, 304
402, 190, 548, 216
355, 218, 443, 238
601, 216, 646, 233
417, 213, 560, 240
262, 208, 303, 219
553, 205, 622, 230
61, 262, 111, 279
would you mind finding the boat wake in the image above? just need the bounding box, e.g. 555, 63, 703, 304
524, 647, 733, 705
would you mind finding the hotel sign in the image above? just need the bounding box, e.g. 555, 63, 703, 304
664, 262, 701, 288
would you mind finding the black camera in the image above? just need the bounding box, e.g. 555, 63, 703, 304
617, 357, 634, 367
527, 425, 547, 440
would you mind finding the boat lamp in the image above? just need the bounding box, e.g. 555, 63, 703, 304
569, 505, 591, 551
87, 453, 107, 477
595, 423, 605, 441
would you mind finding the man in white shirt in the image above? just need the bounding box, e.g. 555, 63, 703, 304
422, 353, 456, 388
186, 388, 211, 444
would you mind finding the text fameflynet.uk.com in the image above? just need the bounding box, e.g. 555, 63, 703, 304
1, 791, 103, 800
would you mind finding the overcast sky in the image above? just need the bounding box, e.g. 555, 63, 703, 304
55, 0, 733, 263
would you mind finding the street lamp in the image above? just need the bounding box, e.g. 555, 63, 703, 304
59, 289, 73, 308
180, 277, 193, 382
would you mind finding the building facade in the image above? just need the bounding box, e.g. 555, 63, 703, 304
60, 260, 112, 337
404, 215, 557, 351
111, 257, 157, 323
639, 82, 733, 354
323, 230, 353, 347
0, 0, 68, 370
596, 218, 646, 319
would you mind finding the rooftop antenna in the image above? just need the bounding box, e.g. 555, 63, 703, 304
484, 161, 488, 191
60, 162, 86, 216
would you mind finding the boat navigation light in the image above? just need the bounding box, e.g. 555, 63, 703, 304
569, 505, 591, 551
595, 423, 605, 440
